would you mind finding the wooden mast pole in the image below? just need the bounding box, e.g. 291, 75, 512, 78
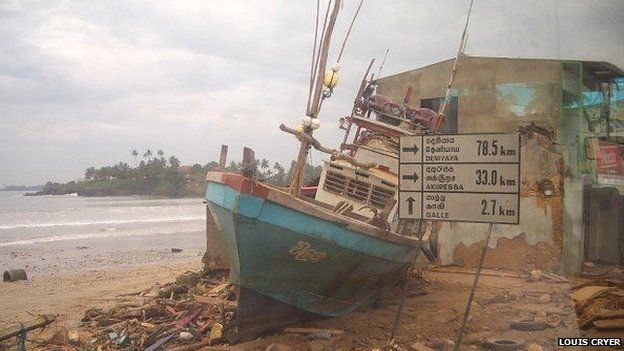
290, 0, 341, 197
438, 0, 474, 116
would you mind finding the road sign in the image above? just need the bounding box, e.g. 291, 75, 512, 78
398, 133, 520, 224
398, 164, 422, 191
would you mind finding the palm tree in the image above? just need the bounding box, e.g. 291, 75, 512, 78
143, 149, 153, 160
132, 150, 139, 166
84, 167, 96, 180
260, 158, 269, 170
168, 156, 180, 169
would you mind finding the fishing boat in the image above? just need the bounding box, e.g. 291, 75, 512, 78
204, 0, 450, 340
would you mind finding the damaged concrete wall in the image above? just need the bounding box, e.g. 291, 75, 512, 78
377, 56, 568, 271
438, 129, 564, 271
377, 56, 562, 132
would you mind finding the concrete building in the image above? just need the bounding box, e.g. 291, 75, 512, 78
375, 55, 624, 274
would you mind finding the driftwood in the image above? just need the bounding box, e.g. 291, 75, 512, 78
593, 318, 624, 330
0, 315, 55, 342
279, 124, 376, 169
580, 309, 624, 329
193, 295, 237, 309
541, 271, 569, 283
427, 267, 522, 279
167, 339, 231, 351
283, 327, 345, 335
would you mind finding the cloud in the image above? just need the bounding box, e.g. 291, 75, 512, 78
0, 0, 623, 184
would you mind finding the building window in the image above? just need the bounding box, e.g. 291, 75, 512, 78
420, 97, 458, 133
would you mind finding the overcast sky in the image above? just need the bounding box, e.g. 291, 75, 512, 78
1, 0, 623, 185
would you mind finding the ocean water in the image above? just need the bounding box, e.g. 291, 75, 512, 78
0, 191, 206, 274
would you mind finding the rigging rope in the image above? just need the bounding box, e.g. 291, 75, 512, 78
336, 0, 365, 64
307, 0, 333, 116
306, 0, 321, 114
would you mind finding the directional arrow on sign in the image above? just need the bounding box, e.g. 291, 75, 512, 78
406, 196, 416, 215
402, 172, 419, 182
402, 144, 419, 154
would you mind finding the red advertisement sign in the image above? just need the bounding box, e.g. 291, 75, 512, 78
593, 140, 624, 183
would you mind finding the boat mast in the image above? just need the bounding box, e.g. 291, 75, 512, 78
289, 0, 341, 196
437, 0, 475, 116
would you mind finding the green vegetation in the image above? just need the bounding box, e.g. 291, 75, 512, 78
26, 150, 322, 197
0, 185, 43, 191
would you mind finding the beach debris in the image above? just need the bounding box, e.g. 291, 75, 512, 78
49, 326, 70, 345
541, 271, 569, 283
265, 343, 294, 351
463, 331, 496, 345
193, 295, 237, 308
482, 337, 524, 351
509, 317, 548, 331
175, 307, 204, 327
68, 329, 80, 345
143, 333, 175, 351
537, 293, 551, 304
171, 248, 184, 253
593, 318, 624, 330
580, 308, 624, 329
307, 338, 336, 351
425, 337, 455, 351
26, 270, 236, 351
528, 269, 542, 281
116, 332, 129, 346
178, 331, 194, 342
209, 323, 224, 343
410, 341, 436, 351
283, 327, 344, 335
570, 286, 613, 306
3, 269, 27, 282
0, 315, 55, 342
75, 245, 89, 250
306, 330, 332, 340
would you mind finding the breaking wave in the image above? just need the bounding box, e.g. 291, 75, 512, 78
0, 216, 203, 230
0, 228, 200, 247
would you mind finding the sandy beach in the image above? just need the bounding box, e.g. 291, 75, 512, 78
0, 250, 203, 327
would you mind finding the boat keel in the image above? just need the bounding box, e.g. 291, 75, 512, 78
233, 286, 321, 341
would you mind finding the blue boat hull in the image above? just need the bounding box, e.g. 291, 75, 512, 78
205, 175, 417, 335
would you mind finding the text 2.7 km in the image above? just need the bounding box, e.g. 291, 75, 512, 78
480, 199, 516, 217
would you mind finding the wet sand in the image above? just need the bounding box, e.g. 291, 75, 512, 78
0, 248, 203, 327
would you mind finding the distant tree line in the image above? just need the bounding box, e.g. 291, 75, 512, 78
26, 149, 322, 197
0, 185, 43, 191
